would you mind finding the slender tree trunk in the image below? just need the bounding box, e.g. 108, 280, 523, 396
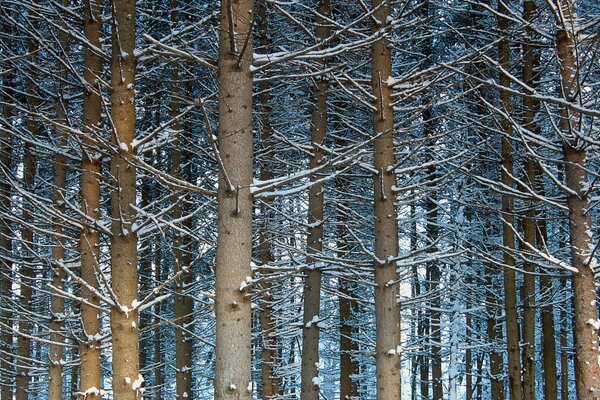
300, 2, 331, 398
154, 242, 164, 400
486, 263, 505, 400
553, 0, 600, 397
0, 38, 15, 400
170, 31, 193, 399
520, 2, 540, 398
371, 1, 402, 398
336, 165, 359, 400
109, 0, 141, 398
538, 208, 558, 400
559, 277, 569, 400
79, 1, 103, 398
48, 2, 70, 396
498, 2, 523, 398
257, 4, 279, 397
16, 30, 39, 400
214, 0, 254, 398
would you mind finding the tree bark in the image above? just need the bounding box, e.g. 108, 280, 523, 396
48, 2, 70, 397
300, 1, 331, 399
79, 1, 103, 398
16, 29, 39, 400
257, 3, 279, 397
498, 1, 523, 398
552, 0, 600, 397
109, 0, 141, 398
371, 1, 402, 398
520, 2, 540, 398
214, 0, 254, 398
0, 30, 15, 400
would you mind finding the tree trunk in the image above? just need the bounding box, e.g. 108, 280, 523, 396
336, 166, 359, 400
109, 0, 141, 398
16, 30, 39, 400
553, 0, 600, 397
257, 3, 279, 397
498, 1, 523, 398
300, 1, 330, 399
48, 2, 70, 397
0, 34, 15, 400
371, 0, 402, 398
520, 2, 540, 398
486, 263, 505, 400
214, 0, 254, 398
79, 1, 103, 398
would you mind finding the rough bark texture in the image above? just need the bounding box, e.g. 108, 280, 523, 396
79, 1, 103, 398
498, 2, 523, 399
109, 0, 141, 399
0, 39, 15, 400
553, 0, 600, 398
520, 2, 539, 398
16, 32, 39, 400
257, 4, 279, 397
300, 1, 330, 398
336, 163, 359, 400
170, 33, 194, 398
48, 2, 69, 396
371, 1, 402, 398
214, 0, 254, 398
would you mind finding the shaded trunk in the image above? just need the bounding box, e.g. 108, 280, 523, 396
16, 30, 39, 400
48, 2, 70, 396
78, 1, 103, 398
214, 0, 254, 397
520, 2, 540, 398
498, 2, 523, 398
109, 0, 141, 398
553, 0, 600, 397
257, 3, 279, 397
300, 1, 331, 398
371, 0, 402, 398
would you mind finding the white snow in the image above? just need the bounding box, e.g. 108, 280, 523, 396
132, 374, 144, 391
306, 315, 319, 328
386, 76, 397, 86
587, 319, 600, 330
312, 376, 322, 386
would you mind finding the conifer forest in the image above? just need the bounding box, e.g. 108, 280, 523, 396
1, 0, 600, 399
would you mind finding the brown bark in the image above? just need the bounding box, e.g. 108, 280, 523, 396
300, 2, 331, 399
170, 17, 194, 395
16, 30, 39, 400
336, 169, 359, 400
257, 3, 279, 397
109, 0, 141, 399
214, 0, 254, 398
552, 0, 600, 397
559, 278, 569, 400
48, 2, 70, 397
371, 0, 402, 398
0, 33, 15, 400
520, 2, 540, 398
486, 265, 505, 400
79, 1, 103, 398
498, 1, 523, 398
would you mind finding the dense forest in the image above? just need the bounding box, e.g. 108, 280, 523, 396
0, 0, 599, 399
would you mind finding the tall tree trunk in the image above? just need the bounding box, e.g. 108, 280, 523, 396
486, 264, 505, 400
170, 29, 193, 400
109, 0, 141, 398
498, 1, 523, 398
559, 278, 569, 400
154, 242, 164, 400
520, 2, 540, 398
537, 205, 558, 400
0, 36, 15, 400
48, 2, 70, 397
214, 0, 254, 397
256, 3, 279, 398
371, 0, 402, 398
553, 2, 600, 396
79, 1, 103, 398
336, 167, 359, 400
300, 1, 331, 398
16, 29, 39, 400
